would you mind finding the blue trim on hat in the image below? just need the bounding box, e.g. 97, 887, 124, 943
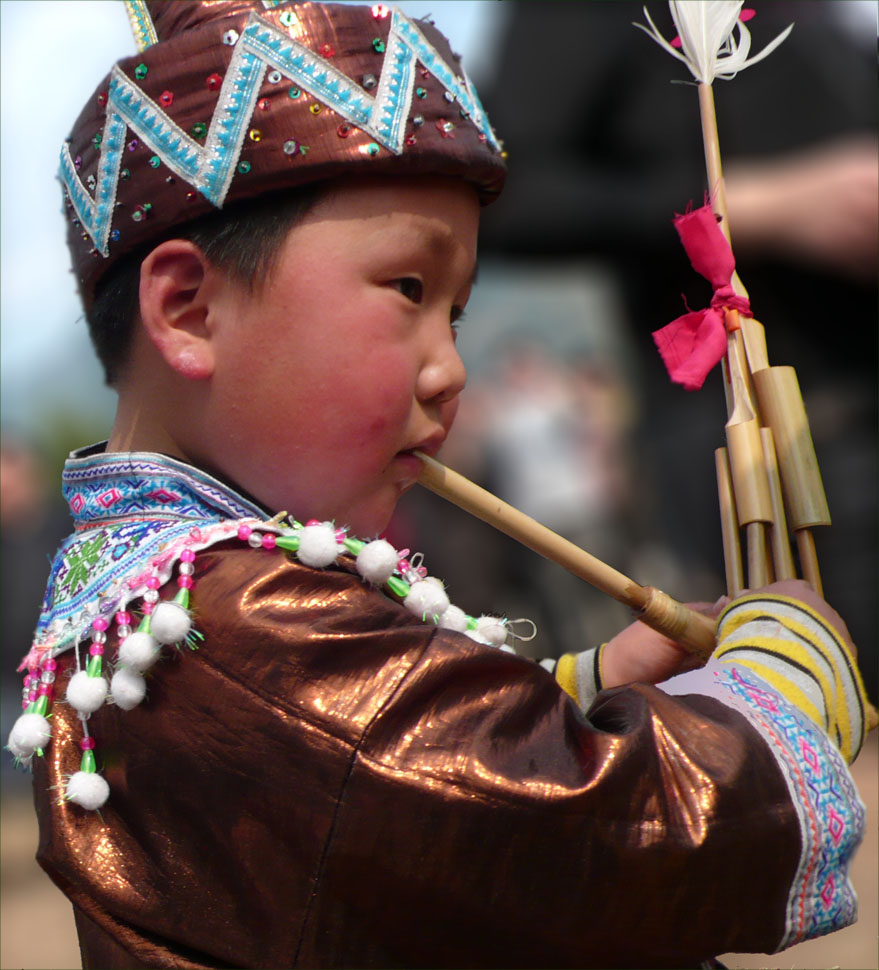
124, 0, 158, 53
200, 45, 267, 205
109, 67, 202, 182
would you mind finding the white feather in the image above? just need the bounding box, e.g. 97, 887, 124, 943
636, 1, 792, 83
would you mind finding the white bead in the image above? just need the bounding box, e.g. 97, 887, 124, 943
475, 615, 508, 647
66, 771, 110, 810
143, 589, 159, 604
66, 670, 109, 713
7, 712, 52, 759
110, 667, 147, 710
117, 631, 161, 671
355, 539, 398, 584
149, 601, 192, 644
404, 580, 450, 622
296, 524, 340, 568
438, 604, 469, 632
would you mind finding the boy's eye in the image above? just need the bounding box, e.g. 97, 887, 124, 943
391, 277, 423, 304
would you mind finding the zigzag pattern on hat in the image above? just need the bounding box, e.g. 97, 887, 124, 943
61, 9, 499, 257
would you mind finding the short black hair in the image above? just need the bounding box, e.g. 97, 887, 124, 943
86, 182, 326, 386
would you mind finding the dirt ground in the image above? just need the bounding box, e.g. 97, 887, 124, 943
1, 733, 875, 970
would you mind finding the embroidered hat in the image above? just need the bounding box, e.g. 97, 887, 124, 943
61, 0, 506, 307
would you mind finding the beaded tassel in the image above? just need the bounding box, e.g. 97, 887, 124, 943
241, 519, 513, 649
7, 660, 56, 763
8, 517, 518, 814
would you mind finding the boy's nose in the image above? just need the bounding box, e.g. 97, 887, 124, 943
417, 331, 467, 405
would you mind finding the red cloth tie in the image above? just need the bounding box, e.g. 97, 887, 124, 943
652, 204, 752, 391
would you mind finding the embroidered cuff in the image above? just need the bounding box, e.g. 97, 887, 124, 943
715, 594, 867, 763
554, 645, 604, 712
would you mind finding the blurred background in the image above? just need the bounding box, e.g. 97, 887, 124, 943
2, 2, 876, 967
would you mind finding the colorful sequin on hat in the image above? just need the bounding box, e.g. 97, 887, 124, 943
206, 73, 223, 91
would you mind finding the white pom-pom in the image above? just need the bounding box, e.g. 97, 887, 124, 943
355, 539, 398, 584
66, 670, 109, 714
438, 604, 469, 632
296, 524, 340, 568
66, 771, 110, 810
7, 712, 52, 759
404, 579, 451, 622
110, 667, 147, 710
149, 601, 192, 644
117, 631, 161, 671
475, 615, 508, 648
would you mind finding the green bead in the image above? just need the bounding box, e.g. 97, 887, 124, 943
386, 576, 410, 599
343, 537, 365, 555
137, 614, 152, 634
86, 655, 103, 678
34, 695, 49, 717
274, 535, 301, 552
173, 586, 190, 610
80, 749, 96, 773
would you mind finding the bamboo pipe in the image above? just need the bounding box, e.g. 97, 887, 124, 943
751, 366, 830, 593
415, 452, 717, 659
715, 447, 744, 596
761, 427, 797, 581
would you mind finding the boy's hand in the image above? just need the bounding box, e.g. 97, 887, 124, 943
601, 580, 857, 690
601, 599, 725, 689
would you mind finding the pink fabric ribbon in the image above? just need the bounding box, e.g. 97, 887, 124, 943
652, 204, 752, 391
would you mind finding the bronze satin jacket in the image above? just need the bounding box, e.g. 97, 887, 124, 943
35, 542, 800, 969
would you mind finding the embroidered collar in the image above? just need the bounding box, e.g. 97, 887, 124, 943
28, 445, 268, 667
11, 444, 521, 810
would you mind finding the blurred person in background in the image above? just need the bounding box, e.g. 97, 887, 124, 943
1, 434, 70, 791
478, 0, 877, 698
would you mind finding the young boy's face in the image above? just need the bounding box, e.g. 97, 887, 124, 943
199, 176, 479, 536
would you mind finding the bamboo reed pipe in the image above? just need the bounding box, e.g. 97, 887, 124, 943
715, 447, 744, 596
760, 427, 797, 581
752, 366, 829, 593
415, 452, 717, 659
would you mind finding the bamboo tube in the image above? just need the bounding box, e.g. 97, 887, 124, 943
752, 366, 829, 592
415, 452, 717, 659
751, 367, 831, 529
796, 530, 824, 598
760, 427, 797, 581
715, 447, 744, 595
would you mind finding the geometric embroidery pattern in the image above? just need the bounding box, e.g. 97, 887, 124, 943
60, 9, 500, 255
718, 666, 865, 948
24, 450, 268, 671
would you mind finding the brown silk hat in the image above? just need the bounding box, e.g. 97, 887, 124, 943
62, 0, 506, 306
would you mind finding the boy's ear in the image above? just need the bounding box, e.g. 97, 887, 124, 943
138, 240, 219, 380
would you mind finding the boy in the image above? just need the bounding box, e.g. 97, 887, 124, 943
8, 2, 868, 967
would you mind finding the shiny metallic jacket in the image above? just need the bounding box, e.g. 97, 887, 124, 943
34, 542, 803, 968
